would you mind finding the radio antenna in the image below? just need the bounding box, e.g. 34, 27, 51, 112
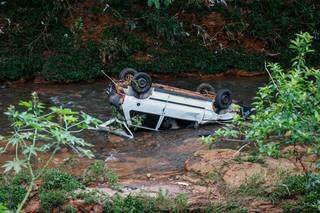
101, 70, 118, 86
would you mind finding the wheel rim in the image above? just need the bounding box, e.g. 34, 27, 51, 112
138, 78, 147, 88
125, 74, 134, 82
200, 89, 209, 95
221, 94, 230, 105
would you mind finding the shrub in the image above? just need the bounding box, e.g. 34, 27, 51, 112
204, 202, 247, 213
103, 193, 156, 213
271, 174, 320, 212
40, 170, 84, 193
43, 39, 102, 82
173, 193, 188, 213
203, 32, 320, 159
103, 190, 188, 212
0, 185, 26, 210
64, 204, 77, 213
82, 161, 120, 190
0, 56, 26, 81
101, 27, 144, 62
39, 190, 67, 212
0, 93, 100, 211
144, 11, 187, 44
74, 190, 104, 205
234, 173, 266, 197
143, 42, 265, 74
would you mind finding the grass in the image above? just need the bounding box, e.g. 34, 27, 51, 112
82, 161, 121, 190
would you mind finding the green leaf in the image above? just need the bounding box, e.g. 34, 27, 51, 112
19, 101, 33, 109
2, 159, 27, 173
22, 146, 38, 157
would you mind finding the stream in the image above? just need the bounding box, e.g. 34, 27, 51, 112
0, 75, 267, 179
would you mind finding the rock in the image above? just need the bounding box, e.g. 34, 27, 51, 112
70, 199, 86, 210
248, 200, 282, 213
192, 185, 207, 194
24, 198, 40, 213
265, 157, 299, 172
0, 84, 7, 89
49, 96, 60, 105
222, 162, 267, 187
282, 145, 307, 155
184, 149, 237, 176
64, 101, 75, 107
92, 204, 104, 213
108, 135, 124, 143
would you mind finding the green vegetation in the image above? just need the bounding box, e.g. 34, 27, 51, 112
39, 190, 68, 212
233, 173, 266, 197
271, 174, 320, 212
103, 190, 188, 213
0, 92, 100, 211
204, 202, 247, 213
0, 185, 26, 210
201, 32, 320, 212
40, 170, 84, 192
203, 32, 320, 160
1, 1, 319, 82
82, 161, 121, 190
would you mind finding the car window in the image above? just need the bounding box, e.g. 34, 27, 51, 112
129, 110, 160, 129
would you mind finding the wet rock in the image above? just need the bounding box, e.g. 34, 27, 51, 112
108, 135, 124, 143
184, 149, 237, 176
0, 84, 7, 89
65, 101, 75, 107
49, 96, 60, 105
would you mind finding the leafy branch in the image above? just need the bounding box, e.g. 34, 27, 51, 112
0, 92, 101, 212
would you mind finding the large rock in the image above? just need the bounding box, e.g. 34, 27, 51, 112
185, 148, 303, 188
184, 149, 237, 176
222, 162, 267, 187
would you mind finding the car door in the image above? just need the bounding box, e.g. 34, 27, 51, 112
163, 94, 205, 123
122, 90, 169, 130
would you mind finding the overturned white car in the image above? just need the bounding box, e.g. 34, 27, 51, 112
98, 68, 248, 138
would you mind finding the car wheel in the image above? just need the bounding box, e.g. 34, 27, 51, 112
215, 89, 232, 110
119, 68, 138, 82
131, 72, 152, 94
196, 83, 215, 95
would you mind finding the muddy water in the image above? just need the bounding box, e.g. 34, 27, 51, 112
0, 76, 267, 178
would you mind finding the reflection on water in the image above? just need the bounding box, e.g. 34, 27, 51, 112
0, 75, 267, 176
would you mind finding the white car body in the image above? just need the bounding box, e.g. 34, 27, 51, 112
122, 86, 235, 131
95, 84, 237, 138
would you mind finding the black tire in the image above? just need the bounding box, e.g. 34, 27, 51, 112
131, 72, 152, 94
160, 118, 174, 130
196, 83, 215, 94
119, 68, 138, 81
215, 89, 232, 110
